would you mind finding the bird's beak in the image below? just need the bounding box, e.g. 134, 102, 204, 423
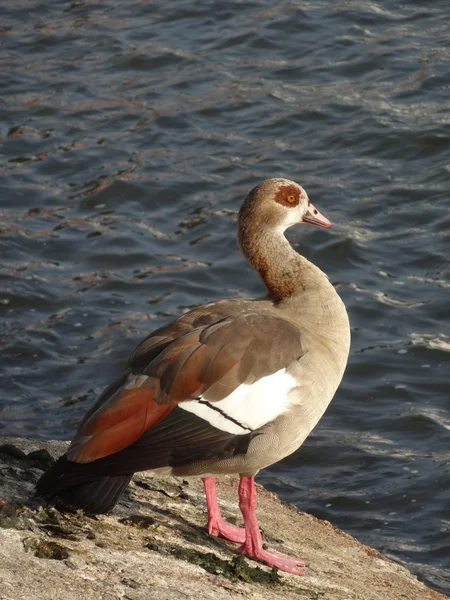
303, 203, 332, 229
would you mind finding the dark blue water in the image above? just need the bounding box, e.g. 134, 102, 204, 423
1, 1, 449, 594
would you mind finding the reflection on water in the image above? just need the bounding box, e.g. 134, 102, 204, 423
1, 0, 449, 594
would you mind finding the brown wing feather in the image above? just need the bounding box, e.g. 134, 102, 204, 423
68, 299, 304, 464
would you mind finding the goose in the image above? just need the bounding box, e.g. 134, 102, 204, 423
35, 178, 350, 575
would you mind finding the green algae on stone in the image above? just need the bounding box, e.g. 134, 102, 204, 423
169, 546, 282, 585
145, 539, 160, 552
0, 501, 30, 530
32, 506, 96, 541
119, 514, 156, 529
26, 449, 55, 469
23, 537, 69, 560
0, 444, 27, 459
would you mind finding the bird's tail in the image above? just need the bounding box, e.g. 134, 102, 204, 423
35, 454, 133, 514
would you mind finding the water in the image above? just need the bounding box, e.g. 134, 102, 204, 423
1, 0, 449, 594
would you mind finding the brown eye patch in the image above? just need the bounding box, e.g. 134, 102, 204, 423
274, 184, 300, 208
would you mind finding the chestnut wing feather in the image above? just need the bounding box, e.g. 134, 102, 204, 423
68, 300, 304, 463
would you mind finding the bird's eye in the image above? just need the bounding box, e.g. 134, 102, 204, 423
287, 195, 296, 203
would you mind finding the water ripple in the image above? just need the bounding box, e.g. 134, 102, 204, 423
1, 0, 449, 594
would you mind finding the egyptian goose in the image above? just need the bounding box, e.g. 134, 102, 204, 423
36, 178, 350, 575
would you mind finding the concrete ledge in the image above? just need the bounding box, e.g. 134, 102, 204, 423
0, 437, 446, 600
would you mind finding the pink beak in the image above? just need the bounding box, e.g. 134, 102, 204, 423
303, 203, 332, 229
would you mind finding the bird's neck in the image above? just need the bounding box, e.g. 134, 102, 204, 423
239, 222, 351, 375
239, 225, 329, 301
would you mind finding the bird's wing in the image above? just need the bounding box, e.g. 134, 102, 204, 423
67, 300, 305, 465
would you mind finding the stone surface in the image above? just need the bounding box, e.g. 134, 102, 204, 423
0, 437, 447, 600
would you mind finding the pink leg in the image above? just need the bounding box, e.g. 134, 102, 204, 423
236, 476, 305, 575
202, 476, 246, 544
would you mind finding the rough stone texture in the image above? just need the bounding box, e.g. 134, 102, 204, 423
0, 437, 447, 600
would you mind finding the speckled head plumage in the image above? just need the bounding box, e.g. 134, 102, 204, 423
237, 179, 332, 299
238, 178, 331, 236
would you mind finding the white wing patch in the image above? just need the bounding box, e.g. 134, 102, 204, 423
180, 368, 297, 435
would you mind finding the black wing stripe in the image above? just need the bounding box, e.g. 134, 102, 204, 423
197, 399, 252, 433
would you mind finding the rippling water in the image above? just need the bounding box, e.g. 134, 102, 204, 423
1, 1, 449, 594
